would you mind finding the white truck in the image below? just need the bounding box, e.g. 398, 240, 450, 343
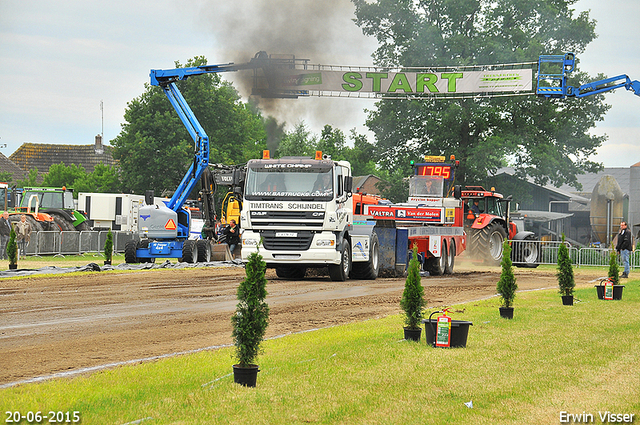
240, 152, 392, 281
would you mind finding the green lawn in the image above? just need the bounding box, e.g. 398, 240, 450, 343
1, 282, 638, 424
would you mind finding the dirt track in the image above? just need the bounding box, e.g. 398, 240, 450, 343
0, 261, 608, 385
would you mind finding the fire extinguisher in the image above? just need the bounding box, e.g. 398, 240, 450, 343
429, 308, 452, 348
604, 278, 614, 300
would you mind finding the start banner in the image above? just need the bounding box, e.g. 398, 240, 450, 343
274, 68, 533, 96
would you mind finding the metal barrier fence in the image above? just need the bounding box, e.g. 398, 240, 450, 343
21, 231, 138, 257
510, 239, 637, 269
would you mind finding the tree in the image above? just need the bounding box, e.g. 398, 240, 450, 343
497, 240, 517, 308
16, 168, 39, 188
41, 163, 87, 188
275, 121, 317, 157
400, 246, 426, 329
353, 0, 607, 189
557, 234, 575, 296
0, 171, 12, 183
112, 56, 266, 196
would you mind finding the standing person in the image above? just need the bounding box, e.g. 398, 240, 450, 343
14, 214, 32, 260
0, 212, 11, 260
616, 221, 633, 278
224, 219, 241, 259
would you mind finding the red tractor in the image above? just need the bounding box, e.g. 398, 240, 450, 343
462, 186, 539, 267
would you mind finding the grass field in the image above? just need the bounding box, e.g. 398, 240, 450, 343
1, 279, 638, 424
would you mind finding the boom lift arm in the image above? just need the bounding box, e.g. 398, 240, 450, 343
537, 52, 640, 99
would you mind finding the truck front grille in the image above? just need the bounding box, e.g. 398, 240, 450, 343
261, 230, 313, 251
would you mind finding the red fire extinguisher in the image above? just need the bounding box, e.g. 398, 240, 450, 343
604, 278, 614, 300
435, 309, 452, 348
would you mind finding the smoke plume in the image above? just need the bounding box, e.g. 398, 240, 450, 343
196, 0, 377, 145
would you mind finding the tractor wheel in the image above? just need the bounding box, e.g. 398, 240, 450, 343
513, 234, 540, 268
350, 232, 380, 280
275, 266, 307, 279
478, 222, 508, 265
196, 239, 211, 263
445, 240, 455, 274
426, 240, 447, 276
49, 213, 76, 232
328, 239, 352, 282
180, 239, 198, 263
124, 240, 138, 263
75, 221, 91, 232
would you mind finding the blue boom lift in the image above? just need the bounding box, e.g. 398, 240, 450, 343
124, 53, 307, 264
537, 52, 640, 99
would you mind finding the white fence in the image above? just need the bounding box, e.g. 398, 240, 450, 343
21, 231, 138, 256
510, 239, 638, 269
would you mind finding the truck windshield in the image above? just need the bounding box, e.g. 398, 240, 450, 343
245, 167, 334, 200
409, 176, 444, 197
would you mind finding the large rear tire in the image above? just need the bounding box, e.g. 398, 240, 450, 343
196, 239, 211, 262
180, 239, 198, 263
329, 239, 352, 282
350, 232, 380, 280
49, 213, 76, 232
124, 239, 138, 263
476, 222, 508, 265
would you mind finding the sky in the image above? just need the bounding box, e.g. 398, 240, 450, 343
0, 0, 638, 169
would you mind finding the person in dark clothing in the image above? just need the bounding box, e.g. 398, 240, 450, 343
616, 221, 633, 278
0, 212, 11, 260
223, 219, 241, 258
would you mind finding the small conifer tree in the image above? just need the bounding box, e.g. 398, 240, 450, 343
400, 246, 426, 329
557, 234, 575, 296
608, 249, 620, 285
7, 226, 18, 267
497, 240, 517, 308
104, 229, 113, 263
232, 252, 269, 366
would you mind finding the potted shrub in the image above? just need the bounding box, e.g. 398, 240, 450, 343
103, 229, 113, 265
231, 251, 269, 387
496, 240, 517, 319
557, 234, 575, 305
400, 246, 425, 341
7, 227, 18, 270
596, 250, 625, 300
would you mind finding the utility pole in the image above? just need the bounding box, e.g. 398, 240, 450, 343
100, 100, 104, 139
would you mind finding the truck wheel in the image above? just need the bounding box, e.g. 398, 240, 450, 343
350, 232, 380, 280
124, 240, 138, 263
426, 240, 447, 276
445, 240, 455, 274
513, 235, 539, 268
180, 240, 198, 263
474, 222, 507, 265
329, 239, 352, 282
196, 240, 211, 262
275, 267, 306, 279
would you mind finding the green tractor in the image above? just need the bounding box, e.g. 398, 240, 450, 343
18, 187, 90, 231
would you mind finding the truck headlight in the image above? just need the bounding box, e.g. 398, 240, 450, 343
316, 239, 335, 247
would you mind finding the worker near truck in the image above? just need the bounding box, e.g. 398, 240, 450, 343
0, 212, 11, 260
224, 219, 241, 259
616, 221, 633, 278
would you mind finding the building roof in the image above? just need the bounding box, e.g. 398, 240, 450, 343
9, 140, 115, 176
557, 167, 631, 195
494, 168, 590, 204
0, 152, 27, 183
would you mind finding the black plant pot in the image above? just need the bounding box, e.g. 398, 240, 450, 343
8, 264, 18, 270
233, 364, 259, 387
423, 319, 473, 348
595, 285, 625, 300
499, 307, 514, 319
561, 295, 574, 306
403, 327, 422, 342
